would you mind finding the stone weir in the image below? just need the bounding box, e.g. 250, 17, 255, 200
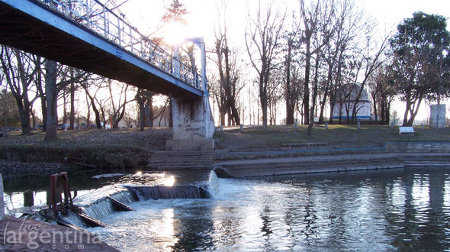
58, 184, 210, 228
214, 152, 450, 178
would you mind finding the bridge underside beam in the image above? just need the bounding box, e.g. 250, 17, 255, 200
0, 1, 202, 99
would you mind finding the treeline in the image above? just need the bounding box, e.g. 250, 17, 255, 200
209, 0, 449, 133
1, 0, 449, 140
0, 46, 171, 138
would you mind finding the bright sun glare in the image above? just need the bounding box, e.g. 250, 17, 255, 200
164, 22, 189, 46
162, 175, 176, 187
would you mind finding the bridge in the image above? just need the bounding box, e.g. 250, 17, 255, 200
0, 0, 215, 150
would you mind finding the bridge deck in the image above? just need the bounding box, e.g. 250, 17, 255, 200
0, 0, 203, 98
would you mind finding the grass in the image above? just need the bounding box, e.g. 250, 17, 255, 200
1, 125, 449, 152
0, 128, 173, 167
214, 125, 450, 150
0, 128, 171, 151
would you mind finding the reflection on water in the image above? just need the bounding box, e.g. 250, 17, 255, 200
3, 170, 204, 215
91, 170, 450, 251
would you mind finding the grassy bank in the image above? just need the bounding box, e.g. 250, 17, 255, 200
0, 128, 172, 170
0, 125, 449, 166
214, 125, 450, 150
0, 127, 171, 150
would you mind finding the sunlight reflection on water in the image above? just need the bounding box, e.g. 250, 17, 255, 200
87, 170, 450, 251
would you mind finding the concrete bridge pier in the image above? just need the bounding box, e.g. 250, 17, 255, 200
166, 37, 215, 151
166, 95, 215, 151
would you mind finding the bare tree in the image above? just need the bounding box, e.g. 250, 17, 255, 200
298, 0, 335, 135
81, 80, 104, 129
245, 1, 285, 128
212, 34, 243, 126
107, 80, 131, 129
135, 88, 155, 131
0, 46, 39, 134
282, 30, 303, 125
349, 35, 388, 123
368, 67, 397, 124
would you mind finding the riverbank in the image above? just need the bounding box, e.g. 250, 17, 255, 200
0, 128, 172, 175
0, 125, 449, 177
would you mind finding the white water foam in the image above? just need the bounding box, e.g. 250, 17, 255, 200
208, 170, 219, 198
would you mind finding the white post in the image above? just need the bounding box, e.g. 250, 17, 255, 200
199, 40, 207, 94
85, 0, 90, 27
0, 174, 4, 220
117, 19, 121, 46
103, 6, 107, 36
172, 46, 180, 78
129, 26, 133, 53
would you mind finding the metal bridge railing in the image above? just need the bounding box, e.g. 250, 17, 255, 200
40, 0, 203, 91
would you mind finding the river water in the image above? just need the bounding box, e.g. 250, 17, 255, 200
73, 169, 450, 251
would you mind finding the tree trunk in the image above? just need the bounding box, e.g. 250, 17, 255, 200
45, 60, 58, 141
83, 85, 102, 129
385, 102, 391, 125
85, 92, 90, 126
307, 54, 320, 136
40, 96, 47, 131
148, 95, 153, 128
402, 100, 410, 126
285, 39, 294, 125
69, 81, 75, 130
328, 93, 335, 124
318, 89, 328, 124
406, 97, 423, 126
303, 37, 311, 125
260, 81, 268, 128
138, 99, 145, 131
31, 109, 36, 129
372, 94, 378, 122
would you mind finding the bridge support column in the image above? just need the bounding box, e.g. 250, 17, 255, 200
166, 95, 215, 151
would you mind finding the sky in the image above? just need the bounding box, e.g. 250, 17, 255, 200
120, 0, 450, 41
118, 0, 450, 124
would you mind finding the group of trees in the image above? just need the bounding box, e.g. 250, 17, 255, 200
1, 0, 449, 141
0, 45, 172, 139
210, 0, 449, 129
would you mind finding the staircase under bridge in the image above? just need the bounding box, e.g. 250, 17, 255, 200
0, 0, 214, 150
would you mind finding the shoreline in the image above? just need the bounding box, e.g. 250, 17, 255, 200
0, 141, 448, 178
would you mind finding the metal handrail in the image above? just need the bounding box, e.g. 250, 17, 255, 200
39, 0, 202, 91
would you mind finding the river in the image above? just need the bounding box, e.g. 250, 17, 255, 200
4, 168, 450, 251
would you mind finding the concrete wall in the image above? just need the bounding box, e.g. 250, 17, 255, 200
166, 95, 215, 151
385, 142, 450, 153
430, 104, 447, 128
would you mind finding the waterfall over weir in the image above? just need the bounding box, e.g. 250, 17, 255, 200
60, 174, 215, 228
126, 185, 210, 200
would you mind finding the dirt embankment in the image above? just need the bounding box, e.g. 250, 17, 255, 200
0, 128, 172, 176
